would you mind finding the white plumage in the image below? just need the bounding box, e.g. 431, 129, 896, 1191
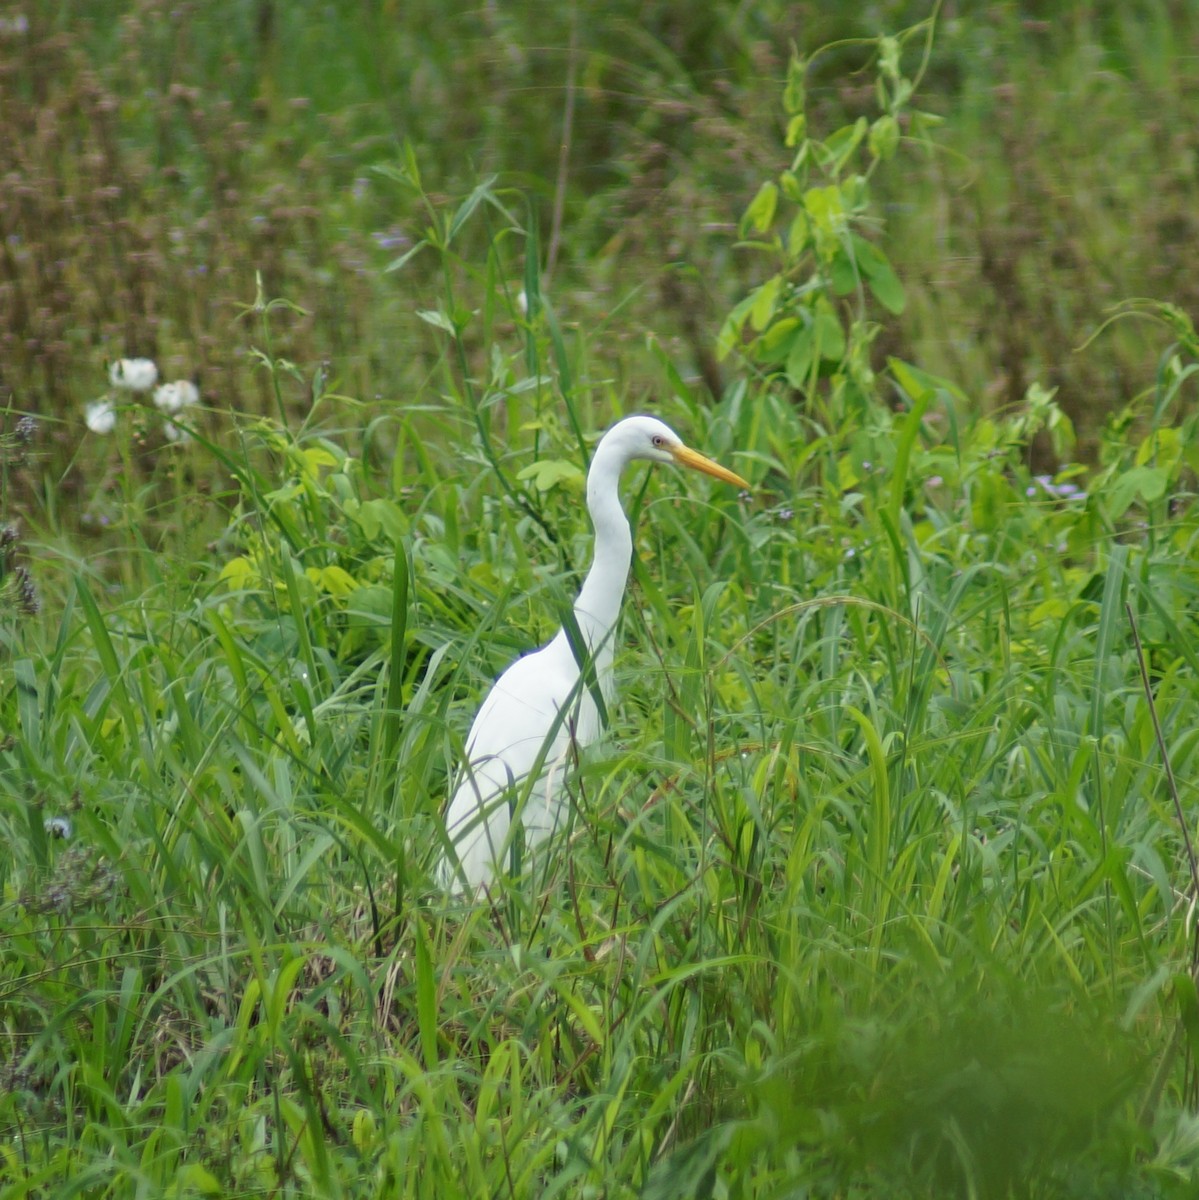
438, 415, 747, 891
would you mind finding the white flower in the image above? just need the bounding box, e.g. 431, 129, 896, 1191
44, 815, 73, 839
85, 400, 116, 435
153, 379, 199, 413
109, 357, 158, 392
163, 418, 191, 444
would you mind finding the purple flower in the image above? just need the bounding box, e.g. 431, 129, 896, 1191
371, 227, 410, 251
1029, 474, 1086, 501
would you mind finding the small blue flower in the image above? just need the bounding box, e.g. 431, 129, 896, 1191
372, 227, 410, 251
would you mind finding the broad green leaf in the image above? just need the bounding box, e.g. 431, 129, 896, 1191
173, 1164, 223, 1196
829, 250, 858, 295
307, 564, 359, 597
294, 445, 339, 474
219, 556, 258, 589
756, 317, 801, 365
822, 117, 868, 174
1134, 426, 1181, 469
785, 328, 815, 389
804, 184, 847, 247
869, 114, 900, 160
359, 498, 408, 542
1106, 465, 1169, 517
837, 454, 861, 490
715, 293, 756, 361
517, 458, 584, 491
812, 308, 846, 361
866, 262, 905, 313
750, 274, 782, 332
779, 170, 803, 203
742, 181, 778, 235
854, 235, 906, 313
787, 210, 810, 256
888, 357, 970, 407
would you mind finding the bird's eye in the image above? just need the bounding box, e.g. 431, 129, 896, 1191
652, 435, 664, 447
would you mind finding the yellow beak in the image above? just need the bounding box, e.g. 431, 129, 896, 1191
670, 444, 749, 490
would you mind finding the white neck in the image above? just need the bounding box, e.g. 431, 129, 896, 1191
572, 435, 633, 654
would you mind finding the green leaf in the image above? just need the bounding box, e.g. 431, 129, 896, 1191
822, 117, 868, 174
854, 235, 906, 314
888, 357, 970, 408
1134, 426, 1181, 469
812, 308, 846, 361
359, 498, 408, 542
804, 184, 846, 241
889, 384, 932, 526
307, 564, 359, 597
869, 114, 900, 160
756, 317, 800, 365
785, 328, 814, 389
517, 458, 585, 492
783, 53, 806, 115
715, 292, 756, 361
829, 250, 858, 295
173, 1165, 224, 1196
1106, 465, 1169, 518
384, 238, 429, 274
447, 173, 499, 242
879, 35, 901, 83
416, 308, 456, 334
749, 274, 782, 332
889, 358, 937, 405
867, 264, 905, 314
741, 181, 778, 235
786, 210, 810, 256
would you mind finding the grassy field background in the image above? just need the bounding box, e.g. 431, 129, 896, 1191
5, 2, 1199, 1196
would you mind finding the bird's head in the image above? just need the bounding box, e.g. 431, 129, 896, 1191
606, 415, 749, 489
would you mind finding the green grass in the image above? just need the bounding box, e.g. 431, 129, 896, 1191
5, 8, 1199, 1198
6, 279, 1199, 1194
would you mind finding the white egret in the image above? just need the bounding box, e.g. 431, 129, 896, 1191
439, 415, 748, 891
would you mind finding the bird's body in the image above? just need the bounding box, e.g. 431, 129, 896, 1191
439, 416, 747, 890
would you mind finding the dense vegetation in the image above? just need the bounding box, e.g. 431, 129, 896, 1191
4, 2, 1199, 1196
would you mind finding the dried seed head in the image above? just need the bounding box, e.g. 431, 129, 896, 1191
21, 845, 118, 915
13, 565, 39, 616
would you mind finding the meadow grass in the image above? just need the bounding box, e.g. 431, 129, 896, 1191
6, 236, 1199, 1198
5, 7, 1199, 1198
